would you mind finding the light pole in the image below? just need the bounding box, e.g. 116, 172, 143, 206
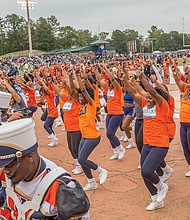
17, 0, 37, 57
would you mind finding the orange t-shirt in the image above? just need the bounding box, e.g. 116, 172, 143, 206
180, 84, 190, 123
23, 88, 37, 108
44, 91, 58, 118
162, 61, 169, 74
61, 93, 80, 132
93, 85, 101, 108
107, 86, 124, 115
141, 97, 169, 147
121, 90, 124, 107
167, 95, 176, 139
79, 100, 100, 138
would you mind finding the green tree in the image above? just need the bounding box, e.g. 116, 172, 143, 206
75, 29, 93, 47
33, 17, 55, 51
4, 14, 27, 53
0, 17, 6, 55
148, 25, 164, 39
57, 26, 77, 49
156, 31, 185, 51
146, 26, 164, 51
110, 29, 140, 53
47, 15, 60, 35
99, 32, 109, 40
91, 34, 99, 42
110, 30, 127, 53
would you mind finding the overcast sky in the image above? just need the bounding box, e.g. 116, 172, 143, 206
1, 0, 190, 38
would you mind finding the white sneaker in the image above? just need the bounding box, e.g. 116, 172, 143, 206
126, 142, 136, 149
99, 124, 104, 129
123, 136, 128, 142
96, 124, 100, 130
47, 134, 56, 139
83, 181, 98, 191
109, 153, 119, 160
137, 165, 141, 170
118, 146, 126, 160
98, 122, 104, 129
73, 166, 83, 175
119, 136, 124, 141
54, 118, 63, 128
98, 168, 108, 184
162, 167, 173, 182
146, 201, 164, 211
102, 116, 107, 122
48, 138, 58, 147
185, 170, 190, 177
157, 183, 169, 202
72, 167, 77, 173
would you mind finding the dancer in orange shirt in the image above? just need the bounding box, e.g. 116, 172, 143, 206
38, 77, 59, 147
123, 70, 170, 211
18, 79, 38, 116
50, 76, 83, 175
100, 64, 125, 160
75, 68, 108, 191
171, 63, 190, 176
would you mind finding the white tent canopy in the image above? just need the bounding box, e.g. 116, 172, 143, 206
152, 51, 162, 54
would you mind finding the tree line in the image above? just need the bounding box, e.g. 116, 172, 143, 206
0, 14, 190, 56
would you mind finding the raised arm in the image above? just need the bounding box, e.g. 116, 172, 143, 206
1, 80, 21, 103
150, 74, 168, 93
48, 78, 61, 96
137, 71, 163, 106
24, 73, 32, 82
92, 66, 107, 90
68, 72, 79, 102
39, 78, 50, 94
130, 77, 147, 98
75, 69, 93, 106
80, 67, 94, 90
170, 64, 185, 92
123, 73, 142, 106
182, 54, 189, 73
103, 64, 120, 89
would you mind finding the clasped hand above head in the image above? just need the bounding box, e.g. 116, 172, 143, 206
75, 68, 81, 77
136, 70, 144, 80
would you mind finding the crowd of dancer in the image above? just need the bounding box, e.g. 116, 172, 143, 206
0, 53, 190, 211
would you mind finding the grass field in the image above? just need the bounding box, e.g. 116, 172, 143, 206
177, 58, 190, 66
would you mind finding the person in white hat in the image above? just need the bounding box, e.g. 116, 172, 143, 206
0, 118, 90, 220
